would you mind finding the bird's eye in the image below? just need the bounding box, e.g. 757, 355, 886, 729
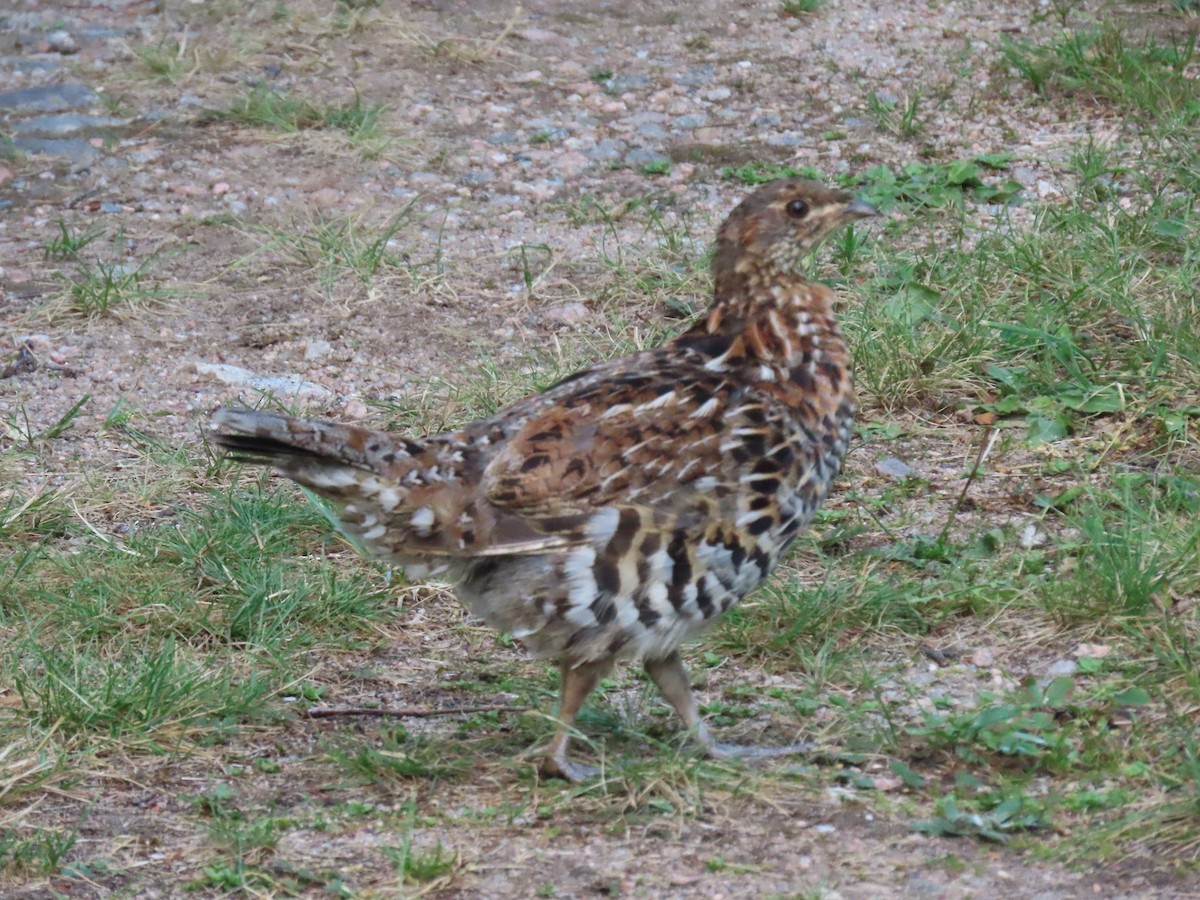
786, 198, 809, 219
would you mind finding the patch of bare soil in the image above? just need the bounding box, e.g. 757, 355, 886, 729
2, 0, 1198, 896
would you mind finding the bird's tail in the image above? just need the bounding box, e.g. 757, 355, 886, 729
210, 407, 426, 495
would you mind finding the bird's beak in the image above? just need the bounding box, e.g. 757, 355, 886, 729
845, 197, 880, 219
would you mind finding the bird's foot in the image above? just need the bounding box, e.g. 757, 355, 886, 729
539, 753, 600, 783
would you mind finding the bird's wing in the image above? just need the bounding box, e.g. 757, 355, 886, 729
482, 355, 788, 525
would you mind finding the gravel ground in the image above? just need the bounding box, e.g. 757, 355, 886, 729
2, 0, 1197, 896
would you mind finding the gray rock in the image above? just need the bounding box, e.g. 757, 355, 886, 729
619, 111, 666, 126
11, 137, 99, 167
765, 132, 808, 147
875, 457, 913, 479
189, 362, 333, 399
705, 86, 733, 102
674, 64, 714, 87
461, 170, 494, 185
0, 83, 98, 112
47, 31, 78, 54
1045, 659, 1078, 678
608, 74, 652, 92
675, 114, 708, 129
11, 114, 126, 136
1012, 166, 1040, 186
636, 122, 667, 139
625, 147, 669, 167
1020, 523, 1048, 549
515, 27, 559, 43
304, 340, 332, 361
753, 113, 782, 127
0, 56, 61, 72
586, 138, 626, 161
76, 27, 128, 40
487, 131, 519, 144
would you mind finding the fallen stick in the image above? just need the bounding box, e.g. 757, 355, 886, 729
306, 703, 525, 719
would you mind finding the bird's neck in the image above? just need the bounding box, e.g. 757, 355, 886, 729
678, 267, 854, 418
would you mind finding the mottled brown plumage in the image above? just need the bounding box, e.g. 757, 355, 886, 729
212, 179, 877, 781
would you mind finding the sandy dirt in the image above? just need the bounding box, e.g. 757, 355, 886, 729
2, 0, 1198, 896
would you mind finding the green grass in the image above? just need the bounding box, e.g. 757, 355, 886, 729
1, 482, 392, 742
51, 258, 170, 319
866, 90, 925, 139
699, 21, 1200, 859
779, 0, 824, 15
234, 200, 443, 292
206, 84, 386, 143
999, 24, 1199, 122
43, 220, 104, 260
4, 7, 1200, 891
135, 36, 192, 83
381, 811, 458, 885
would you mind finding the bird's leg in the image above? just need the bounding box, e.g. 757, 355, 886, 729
539, 658, 611, 782
644, 651, 816, 760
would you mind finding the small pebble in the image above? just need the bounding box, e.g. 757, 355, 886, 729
875, 457, 912, 480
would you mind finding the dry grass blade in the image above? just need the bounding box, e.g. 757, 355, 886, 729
0, 732, 62, 813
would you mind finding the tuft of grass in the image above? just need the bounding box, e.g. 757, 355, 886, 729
779, 0, 824, 15
10, 639, 273, 741
1, 487, 393, 749
51, 258, 169, 320
722, 160, 824, 185
317, 91, 386, 143
866, 90, 925, 138
236, 200, 442, 292
840, 140, 1196, 421
382, 838, 457, 885
0, 821, 83, 875
206, 84, 322, 131
0, 134, 21, 161
723, 159, 1021, 210
1044, 489, 1200, 622
1000, 24, 1199, 121
330, 730, 471, 785
43, 220, 104, 260
135, 36, 191, 83
3, 395, 90, 449
206, 84, 387, 142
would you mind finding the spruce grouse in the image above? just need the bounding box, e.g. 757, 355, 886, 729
212, 179, 877, 781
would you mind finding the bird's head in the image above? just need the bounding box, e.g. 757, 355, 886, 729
713, 178, 878, 283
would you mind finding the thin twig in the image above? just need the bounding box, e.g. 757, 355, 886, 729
306, 703, 525, 719
937, 425, 998, 545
